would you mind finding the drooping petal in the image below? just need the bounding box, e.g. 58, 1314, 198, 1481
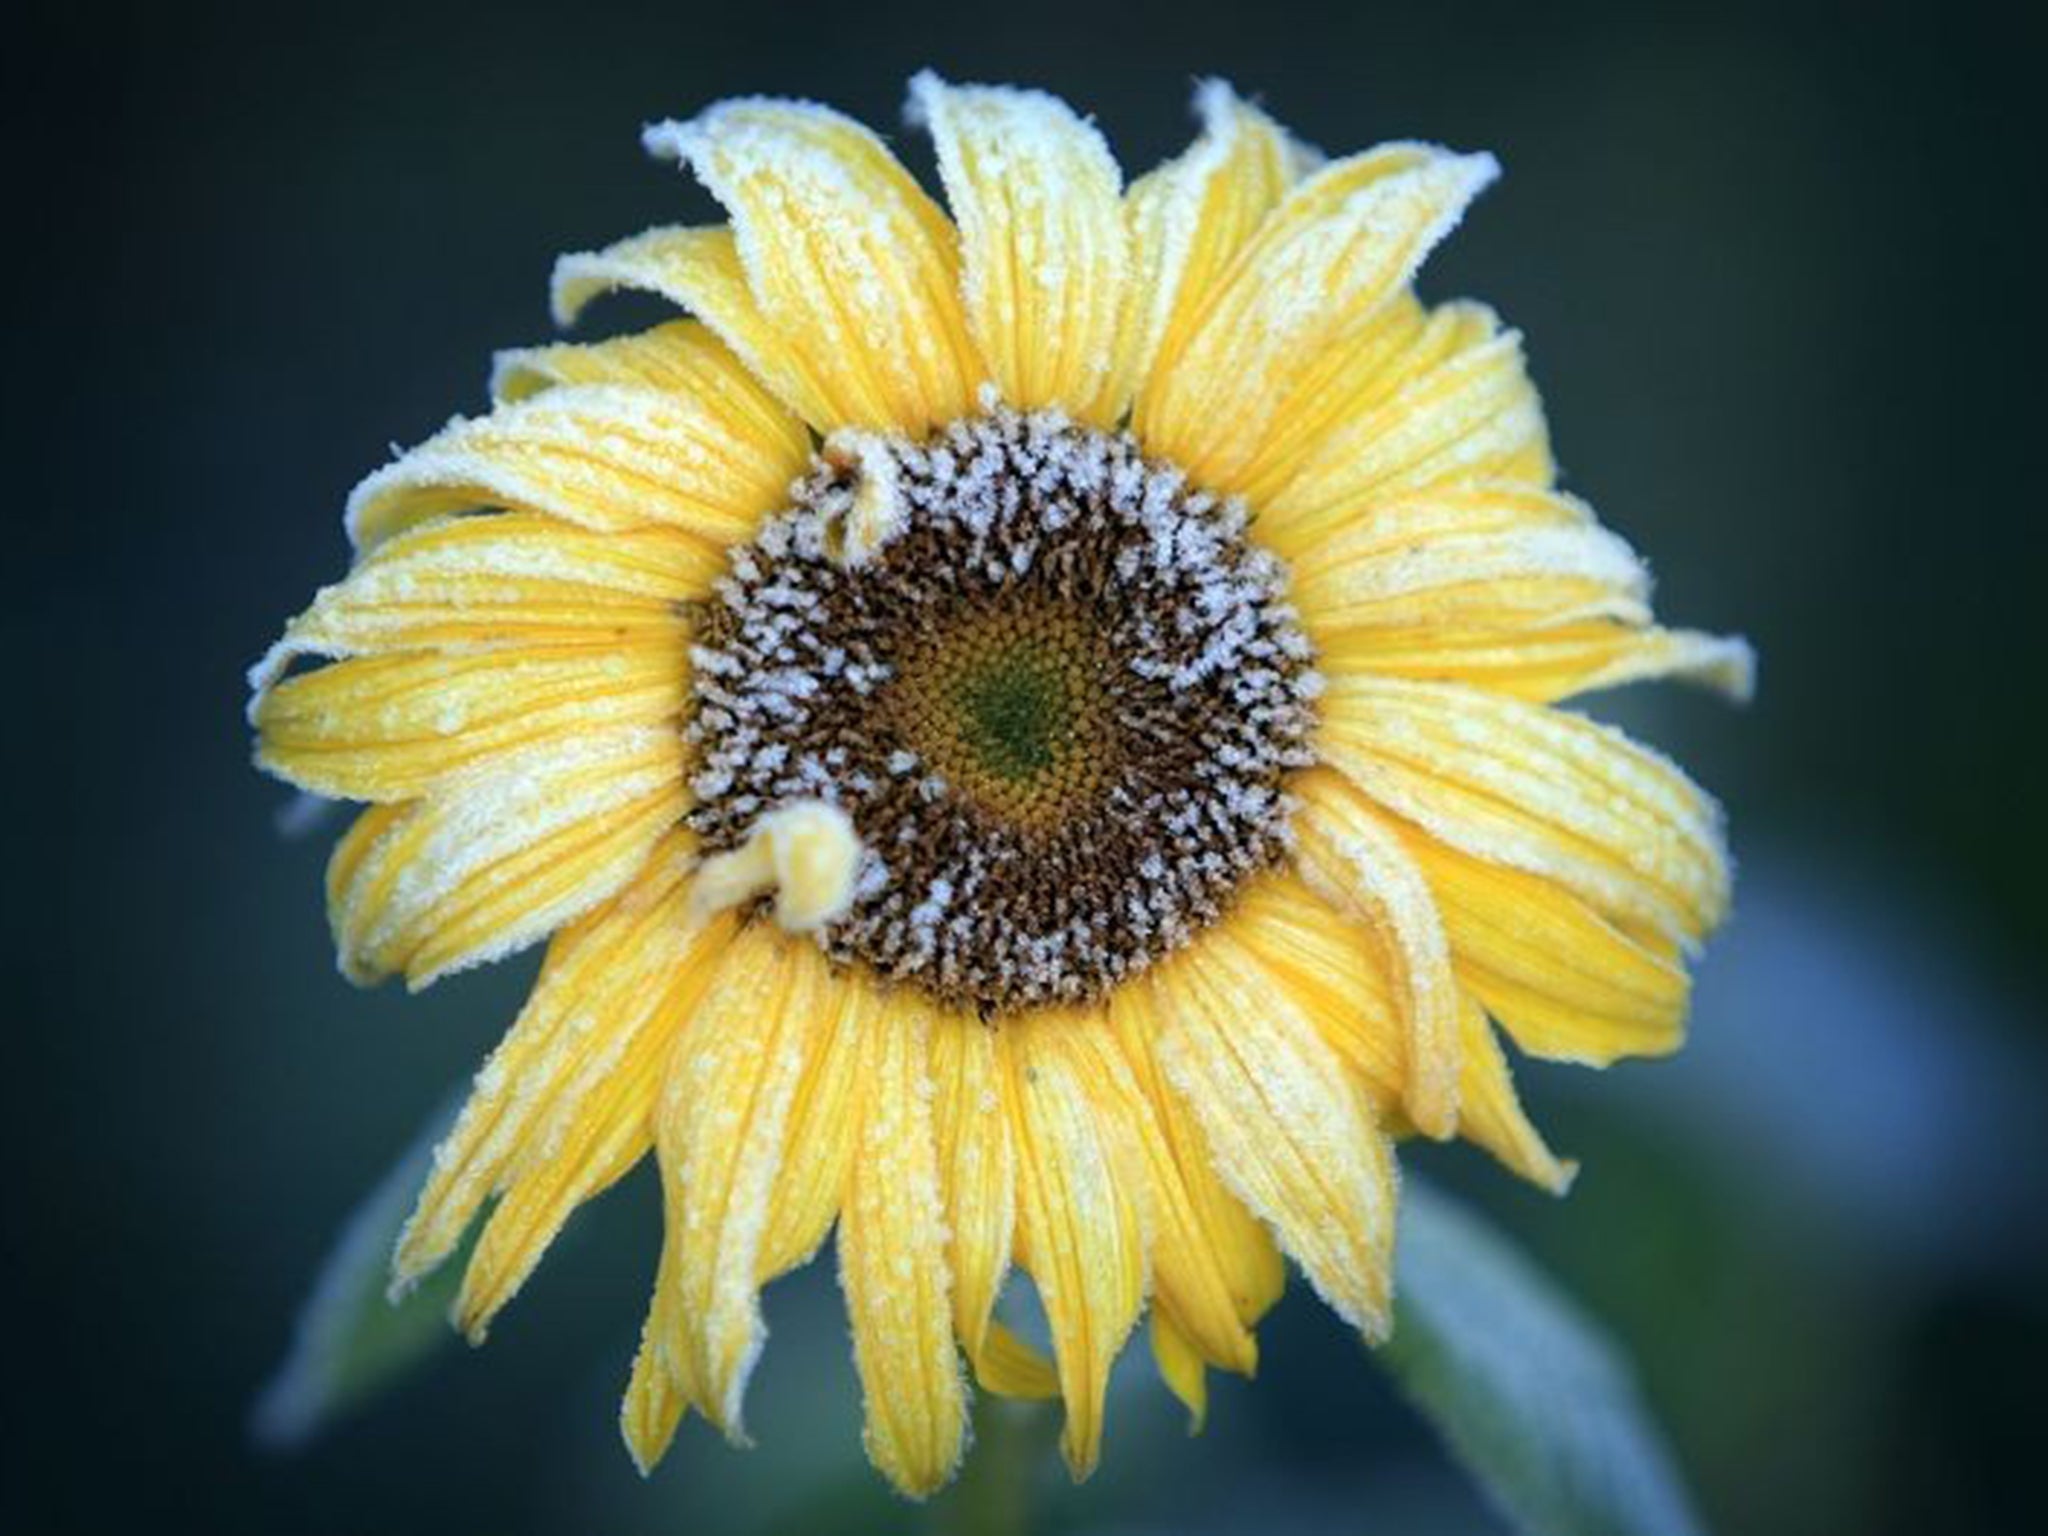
1317, 674, 1730, 946
1149, 1309, 1210, 1432
1135, 142, 1498, 497
1122, 81, 1309, 407
928, 1015, 1058, 1399
1221, 872, 1405, 1106
325, 724, 686, 988
1291, 768, 1462, 1138
839, 991, 968, 1497
1223, 872, 1573, 1190
1150, 941, 1399, 1340
1006, 1014, 1149, 1479
246, 513, 713, 709
908, 73, 1130, 425
655, 923, 828, 1438
1246, 302, 1552, 549
642, 100, 982, 434
1454, 994, 1576, 1192
621, 1226, 693, 1475
345, 378, 808, 551
1405, 821, 1692, 1063
1105, 988, 1277, 1376
256, 638, 688, 803
391, 834, 728, 1306
754, 972, 868, 1282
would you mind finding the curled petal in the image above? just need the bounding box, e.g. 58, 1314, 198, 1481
643, 100, 982, 434
909, 72, 1131, 425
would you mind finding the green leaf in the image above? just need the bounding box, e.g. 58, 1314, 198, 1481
1377, 1177, 1704, 1536
250, 1091, 471, 1450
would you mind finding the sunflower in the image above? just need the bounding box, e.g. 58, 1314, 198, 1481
249, 74, 1750, 1496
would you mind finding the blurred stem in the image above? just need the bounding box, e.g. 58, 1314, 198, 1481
930, 1396, 1058, 1536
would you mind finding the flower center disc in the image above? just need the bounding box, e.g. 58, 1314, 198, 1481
686, 409, 1319, 1015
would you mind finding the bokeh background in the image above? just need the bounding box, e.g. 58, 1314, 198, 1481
12, 0, 2044, 1531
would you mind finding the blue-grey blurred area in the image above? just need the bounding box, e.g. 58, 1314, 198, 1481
9, 0, 2043, 1531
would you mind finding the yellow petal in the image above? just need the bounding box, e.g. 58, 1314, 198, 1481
614, 1245, 688, 1474
621, 1195, 697, 1474
391, 835, 725, 1299
908, 73, 1130, 425
1406, 822, 1691, 1064
325, 725, 686, 988
1124, 81, 1306, 406
1151, 941, 1398, 1341
256, 637, 688, 803
928, 1011, 1051, 1396
1150, 1310, 1209, 1433
1324, 620, 1755, 704
839, 992, 968, 1497
488, 320, 794, 444
1135, 143, 1498, 496
1291, 768, 1462, 1139
1224, 871, 1404, 1105
1454, 993, 1576, 1193
756, 965, 869, 1280
655, 923, 826, 1438
1317, 674, 1730, 946
1006, 1014, 1148, 1479
553, 225, 849, 435
643, 100, 982, 434
1105, 988, 1274, 1375
345, 377, 808, 552
1291, 485, 1649, 643
1248, 302, 1552, 549
246, 513, 713, 709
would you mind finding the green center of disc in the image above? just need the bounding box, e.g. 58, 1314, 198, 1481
956, 648, 1071, 783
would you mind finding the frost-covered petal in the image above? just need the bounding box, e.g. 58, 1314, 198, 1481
246, 513, 714, 711
391, 835, 728, 1311
929, 1013, 1057, 1399
838, 993, 967, 1497
620, 1225, 693, 1475
1107, 987, 1281, 1375
1244, 302, 1552, 550
345, 376, 808, 551
1453, 994, 1576, 1192
1135, 143, 1498, 497
1291, 768, 1462, 1139
324, 724, 686, 988
1223, 871, 1571, 1190
553, 226, 852, 436
1291, 485, 1650, 640
1317, 674, 1730, 946
256, 638, 688, 803
1123, 81, 1308, 407
1007, 1014, 1148, 1478
1151, 939, 1398, 1341
754, 972, 868, 1281
1407, 821, 1693, 1064
908, 73, 1130, 425
643, 100, 982, 434
655, 924, 828, 1438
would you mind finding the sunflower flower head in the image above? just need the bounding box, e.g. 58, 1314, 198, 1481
250, 73, 1751, 1498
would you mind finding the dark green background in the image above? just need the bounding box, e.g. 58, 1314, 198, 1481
12, 0, 2044, 1531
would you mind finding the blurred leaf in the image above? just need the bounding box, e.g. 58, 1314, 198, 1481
1377, 1177, 1704, 1536
250, 1090, 469, 1450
